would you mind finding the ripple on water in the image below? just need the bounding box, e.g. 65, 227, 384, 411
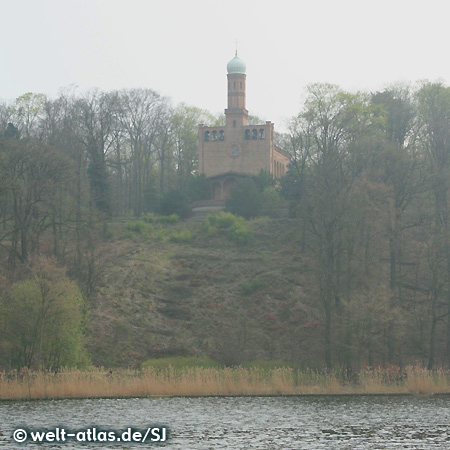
1, 396, 450, 449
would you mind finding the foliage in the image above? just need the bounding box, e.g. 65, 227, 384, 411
253, 169, 275, 191
141, 356, 221, 371
280, 164, 306, 204
204, 211, 253, 244
4, 79, 450, 372
186, 174, 211, 202
126, 220, 149, 233
0, 260, 89, 370
124, 215, 191, 243
169, 229, 194, 243
240, 360, 295, 370
141, 213, 179, 224
205, 211, 240, 230
169, 104, 215, 192
226, 172, 281, 219
0, 138, 71, 266
241, 279, 262, 295
261, 187, 283, 215
3, 122, 20, 139
225, 178, 263, 218
158, 190, 190, 218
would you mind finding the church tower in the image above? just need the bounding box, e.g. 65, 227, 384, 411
197, 52, 290, 202
225, 52, 248, 128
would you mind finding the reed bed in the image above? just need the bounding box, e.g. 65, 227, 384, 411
1, 366, 450, 400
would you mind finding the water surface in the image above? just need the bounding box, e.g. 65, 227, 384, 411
1, 395, 450, 449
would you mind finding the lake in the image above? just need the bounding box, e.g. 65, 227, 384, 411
1, 395, 450, 449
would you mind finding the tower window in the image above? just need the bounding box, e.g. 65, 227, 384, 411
219, 130, 224, 141
252, 129, 258, 140
234, 82, 236, 88
233, 120, 236, 128
240, 82, 242, 89
204, 131, 210, 141
259, 129, 265, 139
212, 130, 217, 141
245, 129, 250, 140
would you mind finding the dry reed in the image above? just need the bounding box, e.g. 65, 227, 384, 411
1, 366, 450, 400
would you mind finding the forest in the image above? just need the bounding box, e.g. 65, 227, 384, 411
1, 81, 450, 373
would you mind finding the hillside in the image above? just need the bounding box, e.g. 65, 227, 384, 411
88, 217, 321, 368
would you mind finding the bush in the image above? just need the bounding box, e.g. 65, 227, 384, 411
228, 220, 253, 244
226, 178, 263, 219
261, 187, 283, 215
169, 229, 194, 243
1, 262, 90, 370
125, 214, 180, 241
159, 190, 190, 218
186, 174, 211, 202
141, 356, 221, 371
253, 169, 275, 192
205, 211, 239, 230
156, 214, 179, 224
142, 213, 180, 224
241, 279, 262, 295
141, 213, 157, 223
226, 173, 284, 218
204, 212, 253, 244
125, 220, 149, 233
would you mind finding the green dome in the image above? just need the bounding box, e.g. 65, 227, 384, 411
227, 52, 246, 74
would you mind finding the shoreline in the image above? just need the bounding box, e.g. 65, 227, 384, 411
2, 392, 450, 402
2, 366, 450, 401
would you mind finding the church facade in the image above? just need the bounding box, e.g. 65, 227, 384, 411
198, 52, 289, 201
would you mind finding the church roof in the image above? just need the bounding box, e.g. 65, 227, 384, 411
227, 52, 246, 74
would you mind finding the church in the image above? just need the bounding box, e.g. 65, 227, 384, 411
198, 52, 290, 201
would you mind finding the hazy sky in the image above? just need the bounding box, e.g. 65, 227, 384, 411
1, 0, 449, 131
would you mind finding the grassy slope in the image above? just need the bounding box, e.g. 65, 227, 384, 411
89, 218, 323, 368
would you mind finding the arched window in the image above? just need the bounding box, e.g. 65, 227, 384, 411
212, 130, 217, 141
252, 129, 258, 140
234, 82, 236, 88
245, 129, 250, 140
240, 82, 242, 89
204, 131, 210, 141
233, 120, 236, 128
219, 130, 224, 141
259, 129, 265, 139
